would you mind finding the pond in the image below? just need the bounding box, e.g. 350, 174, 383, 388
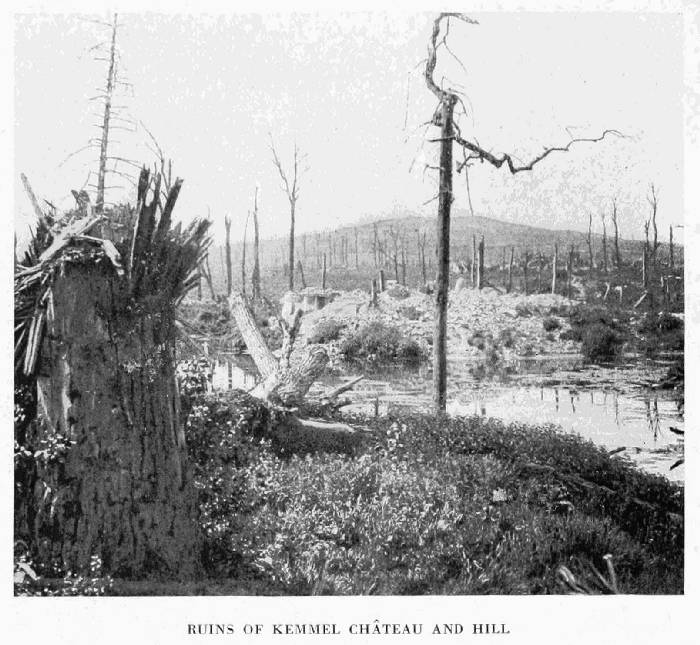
315, 355, 685, 482
212, 350, 684, 482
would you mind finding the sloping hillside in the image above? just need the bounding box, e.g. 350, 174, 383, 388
204, 210, 675, 293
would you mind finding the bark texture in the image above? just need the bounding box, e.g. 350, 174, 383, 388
32, 266, 200, 578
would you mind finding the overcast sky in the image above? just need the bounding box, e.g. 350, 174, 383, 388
14, 11, 683, 244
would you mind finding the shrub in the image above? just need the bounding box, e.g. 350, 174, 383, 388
307, 318, 345, 344
542, 317, 561, 332
498, 328, 516, 348
581, 323, 622, 363
515, 303, 532, 317
398, 305, 421, 321
339, 321, 424, 364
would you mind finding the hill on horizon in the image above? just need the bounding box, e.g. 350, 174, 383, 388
204, 211, 678, 286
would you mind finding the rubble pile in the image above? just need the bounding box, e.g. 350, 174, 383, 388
295, 285, 581, 362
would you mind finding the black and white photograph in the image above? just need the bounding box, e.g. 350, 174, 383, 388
6, 1, 698, 642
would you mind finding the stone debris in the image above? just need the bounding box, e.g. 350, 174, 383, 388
294, 285, 581, 362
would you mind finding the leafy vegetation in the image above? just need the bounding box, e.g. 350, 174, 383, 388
339, 321, 424, 364
542, 316, 562, 332
307, 318, 346, 344
175, 395, 683, 595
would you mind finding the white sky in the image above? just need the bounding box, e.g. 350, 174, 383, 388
14, 11, 683, 243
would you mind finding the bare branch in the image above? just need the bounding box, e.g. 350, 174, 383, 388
453, 129, 624, 174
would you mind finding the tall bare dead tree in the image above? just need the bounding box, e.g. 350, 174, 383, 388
586, 212, 594, 275
424, 12, 619, 412
600, 212, 608, 274
251, 186, 261, 300
95, 13, 119, 213
241, 211, 251, 297
647, 183, 659, 269
611, 197, 621, 271
271, 137, 304, 292
224, 215, 233, 296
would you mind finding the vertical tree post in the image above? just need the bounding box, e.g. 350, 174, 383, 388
566, 244, 574, 298
370, 279, 378, 308
648, 183, 659, 269
477, 235, 485, 290
611, 198, 621, 273
471, 233, 477, 287
523, 250, 530, 295
355, 227, 360, 269
537, 250, 543, 293
224, 215, 233, 296
551, 242, 558, 295
669, 224, 674, 270
297, 260, 306, 289
507, 246, 514, 293
431, 94, 456, 413
379, 268, 386, 292
251, 186, 261, 300
240, 211, 250, 297
95, 13, 118, 213
586, 212, 594, 276
600, 213, 608, 275
321, 253, 327, 290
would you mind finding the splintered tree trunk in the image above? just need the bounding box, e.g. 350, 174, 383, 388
33, 267, 200, 578
321, 253, 327, 289
551, 243, 558, 295
669, 225, 674, 270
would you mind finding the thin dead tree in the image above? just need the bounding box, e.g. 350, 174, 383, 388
424, 12, 619, 412
416, 228, 428, 285
600, 212, 608, 274
586, 212, 595, 276
270, 136, 304, 291
224, 215, 233, 296
240, 211, 251, 297
388, 224, 402, 283
251, 186, 261, 300
611, 198, 621, 272
95, 13, 119, 213
647, 183, 659, 269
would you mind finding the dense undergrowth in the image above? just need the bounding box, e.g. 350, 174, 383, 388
15, 375, 684, 596
175, 391, 682, 595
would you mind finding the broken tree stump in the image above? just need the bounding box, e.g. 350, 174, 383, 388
228, 292, 366, 450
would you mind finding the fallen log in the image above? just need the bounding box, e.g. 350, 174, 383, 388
228, 292, 366, 452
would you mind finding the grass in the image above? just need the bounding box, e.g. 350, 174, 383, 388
16, 384, 683, 596
164, 394, 684, 595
